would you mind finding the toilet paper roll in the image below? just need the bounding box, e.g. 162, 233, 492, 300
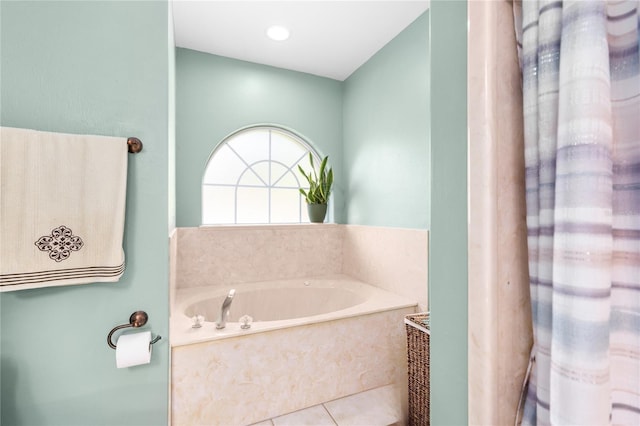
116, 331, 152, 368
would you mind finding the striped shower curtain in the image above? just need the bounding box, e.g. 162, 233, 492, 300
517, 0, 640, 425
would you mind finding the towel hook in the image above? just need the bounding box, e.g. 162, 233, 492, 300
107, 310, 161, 349
127, 137, 143, 154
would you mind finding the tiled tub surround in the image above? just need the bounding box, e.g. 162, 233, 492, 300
342, 225, 428, 311
173, 225, 343, 292
171, 291, 415, 425
170, 224, 427, 425
172, 224, 428, 311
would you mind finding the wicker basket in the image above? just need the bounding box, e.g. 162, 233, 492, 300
405, 313, 430, 426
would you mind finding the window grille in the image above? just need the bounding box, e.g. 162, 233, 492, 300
202, 126, 321, 225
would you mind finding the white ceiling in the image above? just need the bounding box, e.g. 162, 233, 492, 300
172, 1, 430, 81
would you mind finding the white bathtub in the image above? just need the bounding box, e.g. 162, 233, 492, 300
171, 274, 416, 346
170, 274, 417, 425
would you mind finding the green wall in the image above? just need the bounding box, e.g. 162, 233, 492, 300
0, 2, 171, 425
343, 12, 430, 229
0, 3, 468, 424
168, 3, 177, 232
175, 49, 344, 227
429, 1, 468, 424
175, 12, 429, 230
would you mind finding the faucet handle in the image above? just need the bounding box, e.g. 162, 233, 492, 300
239, 315, 253, 330
191, 315, 205, 329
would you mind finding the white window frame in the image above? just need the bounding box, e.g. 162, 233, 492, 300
201, 125, 324, 225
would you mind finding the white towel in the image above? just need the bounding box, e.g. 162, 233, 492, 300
0, 127, 128, 291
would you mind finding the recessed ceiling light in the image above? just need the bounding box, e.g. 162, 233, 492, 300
266, 25, 290, 41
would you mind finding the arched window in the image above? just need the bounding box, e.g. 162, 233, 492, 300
202, 126, 322, 225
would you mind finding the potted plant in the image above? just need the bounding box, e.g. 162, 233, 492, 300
298, 153, 334, 223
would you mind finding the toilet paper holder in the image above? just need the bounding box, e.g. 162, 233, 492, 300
107, 311, 162, 349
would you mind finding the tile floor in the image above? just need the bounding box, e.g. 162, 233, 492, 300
248, 384, 404, 426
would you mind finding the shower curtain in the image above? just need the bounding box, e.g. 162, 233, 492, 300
517, 0, 640, 425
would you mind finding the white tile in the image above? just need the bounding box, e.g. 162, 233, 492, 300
272, 405, 336, 426
324, 385, 404, 426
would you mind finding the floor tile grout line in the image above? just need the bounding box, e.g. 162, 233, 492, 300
322, 403, 339, 426
255, 384, 399, 426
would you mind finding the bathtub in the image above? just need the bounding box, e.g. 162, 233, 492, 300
171, 274, 417, 425
171, 274, 415, 346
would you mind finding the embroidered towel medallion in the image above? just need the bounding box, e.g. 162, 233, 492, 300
35, 226, 85, 262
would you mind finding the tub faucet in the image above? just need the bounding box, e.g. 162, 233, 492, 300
215, 289, 236, 329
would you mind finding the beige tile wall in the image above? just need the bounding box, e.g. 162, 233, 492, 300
342, 225, 428, 311
170, 218, 428, 425
468, 0, 533, 424
172, 224, 428, 309
494, 2, 533, 424
174, 225, 343, 289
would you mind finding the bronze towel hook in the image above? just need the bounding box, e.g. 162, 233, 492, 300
127, 137, 143, 154
107, 310, 161, 349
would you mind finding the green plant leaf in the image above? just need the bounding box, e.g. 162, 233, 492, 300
297, 154, 333, 205
319, 156, 327, 179
310, 152, 319, 182
298, 165, 312, 185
